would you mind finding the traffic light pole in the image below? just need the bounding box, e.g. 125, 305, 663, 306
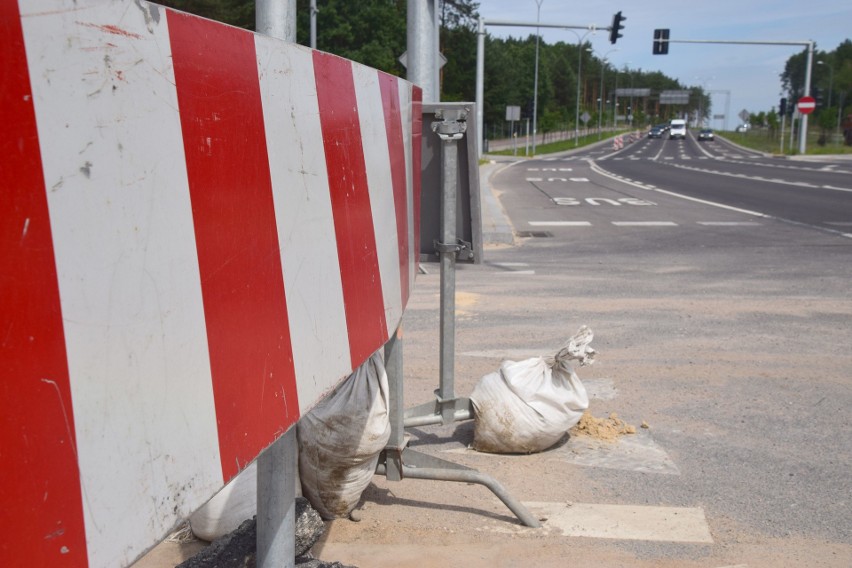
476, 17, 621, 158
652, 37, 815, 153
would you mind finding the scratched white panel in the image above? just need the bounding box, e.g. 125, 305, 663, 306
352, 65, 404, 334
254, 37, 352, 415
399, 84, 417, 295
21, 2, 223, 566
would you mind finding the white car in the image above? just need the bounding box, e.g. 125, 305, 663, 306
669, 119, 687, 140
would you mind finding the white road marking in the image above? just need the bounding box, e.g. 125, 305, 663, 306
589, 161, 768, 217
521, 502, 713, 542
490, 262, 529, 267
697, 221, 762, 226
612, 221, 678, 226
825, 221, 852, 226
529, 221, 591, 226
495, 270, 535, 275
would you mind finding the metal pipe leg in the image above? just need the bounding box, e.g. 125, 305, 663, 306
257, 428, 296, 568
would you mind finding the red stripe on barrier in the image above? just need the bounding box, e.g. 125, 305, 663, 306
411, 87, 423, 263
378, 73, 410, 308
168, 11, 298, 481
0, 4, 89, 566
313, 52, 388, 366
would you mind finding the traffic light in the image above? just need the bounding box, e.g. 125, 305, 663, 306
779, 97, 787, 117
813, 87, 824, 108
609, 11, 625, 44
653, 29, 670, 55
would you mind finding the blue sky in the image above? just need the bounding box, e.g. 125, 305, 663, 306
477, 0, 851, 128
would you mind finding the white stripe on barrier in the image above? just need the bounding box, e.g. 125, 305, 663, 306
354, 64, 404, 334
256, 38, 353, 413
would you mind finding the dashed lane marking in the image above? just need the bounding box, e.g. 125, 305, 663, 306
488, 261, 535, 275
494, 269, 535, 275
612, 221, 678, 226
529, 220, 771, 228
529, 221, 592, 227
698, 221, 762, 226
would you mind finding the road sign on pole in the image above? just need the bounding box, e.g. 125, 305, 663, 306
797, 96, 816, 115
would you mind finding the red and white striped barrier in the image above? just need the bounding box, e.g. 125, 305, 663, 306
1, 1, 422, 566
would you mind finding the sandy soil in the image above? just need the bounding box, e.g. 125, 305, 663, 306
137, 248, 852, 568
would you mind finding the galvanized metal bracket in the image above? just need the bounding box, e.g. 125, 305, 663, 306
433, 238, 474, 261
432, 108, 468, 141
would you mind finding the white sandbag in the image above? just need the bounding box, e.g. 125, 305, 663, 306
189, 461, 257, 541
470, 327, 593, 454
189, 452, 303, 541
297, 351, 390, 519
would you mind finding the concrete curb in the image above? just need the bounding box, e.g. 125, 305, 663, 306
478, 159, 517, 247
782, 153, 852, 162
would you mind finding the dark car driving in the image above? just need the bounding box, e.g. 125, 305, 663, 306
698, 128, 715, 141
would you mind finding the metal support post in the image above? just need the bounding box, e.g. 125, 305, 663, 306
401, 108, 475, 427
257, 429, 296, 568
254, 4, 297, 566
377, 326, 539, 528
799, 41, 814, 154
375, 452, 540, 529
256, 0, 296, 42
407, 0, 439, 102
383, 327, 405, 482
309, 0, 317, 49
475, 17, 485, 157
435, 109, 465, 425
375, 106, 538, 529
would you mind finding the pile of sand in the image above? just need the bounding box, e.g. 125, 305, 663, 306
570, 411, 637, 442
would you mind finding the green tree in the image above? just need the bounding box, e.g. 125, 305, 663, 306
157, 0, 255, 29
296, 0, 407, 75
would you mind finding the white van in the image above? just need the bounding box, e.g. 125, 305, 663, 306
669, 119, 687, 140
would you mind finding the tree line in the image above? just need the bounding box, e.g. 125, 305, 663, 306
780, 40, 852, 141
157, 0, 715, 136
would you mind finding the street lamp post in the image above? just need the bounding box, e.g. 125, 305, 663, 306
595, 48, 619, 139
817, 59, 839, 136
817, 59, 834, 109
612, 68, 618, 129
531, 0, 544, 156
567, 30, 594, 146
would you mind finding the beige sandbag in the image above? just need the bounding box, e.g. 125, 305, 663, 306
297, 351, 390, 519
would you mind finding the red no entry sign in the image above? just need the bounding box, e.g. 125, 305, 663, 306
797, 96, 816, 114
